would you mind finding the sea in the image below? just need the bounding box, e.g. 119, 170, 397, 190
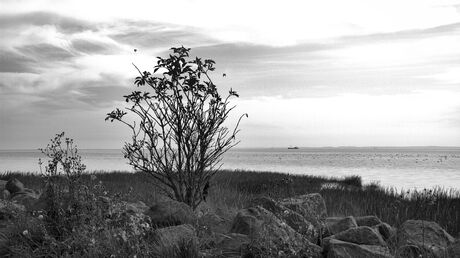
1, 147, 459, 191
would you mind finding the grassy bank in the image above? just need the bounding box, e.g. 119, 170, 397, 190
1, 169, 459, 238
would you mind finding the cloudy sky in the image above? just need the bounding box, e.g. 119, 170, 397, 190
1, 0, 460, 149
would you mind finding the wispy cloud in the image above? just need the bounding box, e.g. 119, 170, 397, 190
1, 1, 460, 148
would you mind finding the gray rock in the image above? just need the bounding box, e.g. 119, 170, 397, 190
5, 178, 24, 195
10, 189, 41, 211
397, 220, 455, 258
145, 200, 197, 227
326, 216, 358, 236
333, 226, 386, 246
198, 212, 230, 234
280, 193, 327, 229
327, 239, 393, 258
230, 205, 322, 257
355, 215, 382, 227
251, 196, 319, 243
395, 244, 424, 258
374, 222, 396, 241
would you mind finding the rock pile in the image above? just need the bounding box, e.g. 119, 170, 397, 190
1, 178, 459, 257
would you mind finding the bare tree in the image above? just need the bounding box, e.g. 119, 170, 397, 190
106, 46, 246, 209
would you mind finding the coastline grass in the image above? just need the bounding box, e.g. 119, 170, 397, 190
1, 169, 459, 237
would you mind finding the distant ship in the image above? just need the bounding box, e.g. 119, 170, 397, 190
288, 146, 299, 149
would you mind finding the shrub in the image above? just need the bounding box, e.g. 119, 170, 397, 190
106, 46, 246, 209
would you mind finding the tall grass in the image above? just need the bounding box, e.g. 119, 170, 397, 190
2, 169, 459, 237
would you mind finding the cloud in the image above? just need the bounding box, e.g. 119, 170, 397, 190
71, 38, 121, 55
109, 21, 217, 50
0, 11, 94, 33
16, 43, 74, 63
0, 50, 37, 73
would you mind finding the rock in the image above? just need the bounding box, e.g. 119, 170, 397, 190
251, 196, 319, 243
326, 216, 358, 236
198, 212, 230, 234
374, 222, 396, 241
397, 220, 455, 258
326, 239, 392, 258
332, 226, 386, 246
230, 205, 322, 257
280, 193, 327, 228
448, 239, 460, 258
395, 245, 423, 258
145, 200, 197, 227
355, 215, 382, 227
10, 189, 42, 211
195, 201, 212, 217
153, 224, 198, 256
5, 178, 24, 195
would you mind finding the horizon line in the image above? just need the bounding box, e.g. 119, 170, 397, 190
2, 145, 460, 151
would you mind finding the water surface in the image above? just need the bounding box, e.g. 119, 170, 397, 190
1, 147, 459, 190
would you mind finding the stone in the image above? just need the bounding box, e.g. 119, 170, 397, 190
326, 239, 392, 258
374, 222, 396, 241
5, 178, 24, 195
280, 193, 327, 229
397, 220, 455, 258
326, 216, 358, 236
197, 212, 230, 234
230, 205, 322, 257
332, 226, 386, 246
10, 189, 41, 211
153, 224, 198, 256
355, 215, 382, 227
395, 245, 424, 258
145, 200, 197, 227
251, 196, 319, 243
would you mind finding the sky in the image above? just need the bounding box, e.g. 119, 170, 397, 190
1, 0, 460, 149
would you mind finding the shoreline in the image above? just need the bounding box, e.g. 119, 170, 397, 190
2, 168, 460, 193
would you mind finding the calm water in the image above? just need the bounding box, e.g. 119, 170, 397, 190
1, 147, 459, 190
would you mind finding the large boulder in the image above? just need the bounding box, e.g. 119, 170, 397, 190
374, 222, 396, 242
326, 239, 392, 258
280, 193, 327, 229
251, 196, 319, 243
145, 200, 197, 227
355, 215, 382, 227
397, 220, 455, 258
230, 205, 322, 257
5, 178, 24, 195
332, 226, 386, 246
10, 189, 41, 211
152, 224, 198, 256
326, 216, 358, 236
